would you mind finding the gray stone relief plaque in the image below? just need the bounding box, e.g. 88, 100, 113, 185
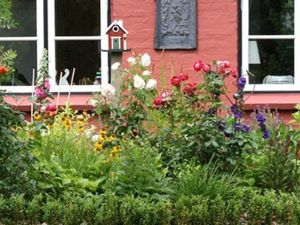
155, 0, 197, 49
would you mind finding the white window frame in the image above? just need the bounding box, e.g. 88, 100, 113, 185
242, 0, 300, 92
0, 0, 108, 93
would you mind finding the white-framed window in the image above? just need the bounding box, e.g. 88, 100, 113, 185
242, 0, 299, 91
0, 0, 109, 93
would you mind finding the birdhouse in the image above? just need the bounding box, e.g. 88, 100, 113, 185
106, 20, 129, 51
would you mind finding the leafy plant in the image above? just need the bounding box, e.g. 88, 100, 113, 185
175, 163, 240, 201
104, 140, 173, 200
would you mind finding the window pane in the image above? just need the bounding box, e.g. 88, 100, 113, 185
55, 41, 101, 85
0, 0, 36, 37
248, 39, 294, 84
249, 0, 294, 35
55, 0, 100, 36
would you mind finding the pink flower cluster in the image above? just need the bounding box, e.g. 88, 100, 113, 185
193, 60, 238, 78
34, 79, 51, 100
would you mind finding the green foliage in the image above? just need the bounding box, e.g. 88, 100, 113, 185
175, 163, 240, 201
244, 123, 300, 192
0, 0, 17, 29
104, 140, 172, 200
120, 195, 172, 225
0, 98, 34, 197
30, 114, 107, 196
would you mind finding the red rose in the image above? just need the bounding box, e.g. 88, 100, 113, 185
193, 61, 203, 72
183, 82, 197, 95
202, 64, 211, 73
46, 105, 57, 112
231, 67, 238, 78
0, 66, 9, 75
153, 96, 164, 108
171, 75, 182, 87
178, 73, 189, 81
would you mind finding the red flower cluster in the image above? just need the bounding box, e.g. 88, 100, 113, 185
217, 60, 238, 78
193, 61, 211, 74
45, 105, 57, 117
0, 66, 9, 75
182, 82, 197, 96
171, 73, 189, 87
153, 90, 171, 108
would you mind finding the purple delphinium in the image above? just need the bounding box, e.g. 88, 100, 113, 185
234, 122, 250, 133
231, 104, 242, 119
238, 77, 247, 89
255, 111, 270, 139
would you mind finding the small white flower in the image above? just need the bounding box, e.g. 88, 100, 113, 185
89, 99, 98, 107
133, 75, 146, 89
92, 134, 99, 142
142, 70, 152, 76
145, 79, 157, 90
127, 57, 136, 64
141, 53, 151, 67
111, 62, 121, 71
101, 83, 116, 98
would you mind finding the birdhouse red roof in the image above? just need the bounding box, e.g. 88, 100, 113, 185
106, 20, 129, 34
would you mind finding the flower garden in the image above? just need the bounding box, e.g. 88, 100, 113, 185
1, 49, 300, 225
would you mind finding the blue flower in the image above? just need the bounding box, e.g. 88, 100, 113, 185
231, 104, 242, 119
234, 122, 250, 133
238, 77, 246, 89
263, 129, 270, 139
256, 112, 266, 125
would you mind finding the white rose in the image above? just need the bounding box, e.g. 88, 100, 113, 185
89, 99, 98, 107
145, 79, 157, 90
101, 83, 116, 98
127, 57, 136, 64
142, 70, 151, 76
111, 62, 121, 71
141, 53, 151, 67
133, 75, 145, 89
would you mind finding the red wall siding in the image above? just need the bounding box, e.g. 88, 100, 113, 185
111, 0, 238, 97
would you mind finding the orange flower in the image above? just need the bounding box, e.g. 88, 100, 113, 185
0, 66, 9, 75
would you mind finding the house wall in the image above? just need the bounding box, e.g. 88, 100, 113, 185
111, 0, 298, 121
111, 0, 239, 100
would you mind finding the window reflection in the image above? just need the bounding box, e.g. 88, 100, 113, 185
249, 0, 294, 35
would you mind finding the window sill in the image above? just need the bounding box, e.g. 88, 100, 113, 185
243, 93, 300, 110
4, 94, 94, 111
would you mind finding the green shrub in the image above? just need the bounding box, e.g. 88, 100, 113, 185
175, 195, 210, 225
95, 192, 120, 225
119, 195, 172, 225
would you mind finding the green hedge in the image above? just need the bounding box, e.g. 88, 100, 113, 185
1, 191, 300, 225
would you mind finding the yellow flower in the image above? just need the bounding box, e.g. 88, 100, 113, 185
78, 126, 85, 133
77, 120, 85, 127
110, 146, 121, 159
107, 134, 116, 142
34, 113, 42, 121
63, 119, 72, 129
95, 142, 103, 152
99, 128, 107, 136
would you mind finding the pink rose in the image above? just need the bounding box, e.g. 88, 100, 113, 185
44, 79, 51, 90
193, 61, 203, 72
34, 86, 47, 99
231, 67, 238, 78
202, 64, 211, 73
